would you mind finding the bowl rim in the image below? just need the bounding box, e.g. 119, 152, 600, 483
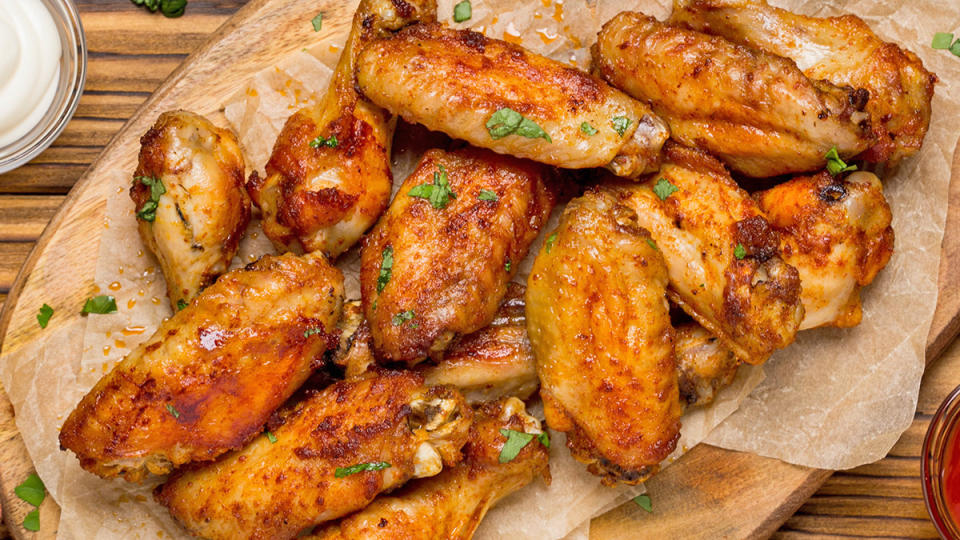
922, 383, 960, 538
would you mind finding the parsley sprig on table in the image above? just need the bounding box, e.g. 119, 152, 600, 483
130, 0, 187, 18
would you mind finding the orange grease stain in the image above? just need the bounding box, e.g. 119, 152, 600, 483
123, 325, 146, 335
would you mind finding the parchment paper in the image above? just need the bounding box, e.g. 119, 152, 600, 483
0, 0, 956, 538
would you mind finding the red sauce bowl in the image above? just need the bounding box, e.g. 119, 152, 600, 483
923, 384, 960, 537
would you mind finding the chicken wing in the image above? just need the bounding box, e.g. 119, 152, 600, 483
155, 372, 472, 540
355, 24, 669, 179
675, 323, 739, 408
59, 252, 344, 482
130, 110, 250, 309
612, 144, 803, 364
308, 397, 549, 540
670, 0, 937, 167
592, 12, 872, 178
755, 170, 894, 329
361, 147, 556, 364
248, 0, 436, 256
526, 187, 682, 485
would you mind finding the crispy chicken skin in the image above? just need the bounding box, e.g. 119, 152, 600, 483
613, 145, 803, 364
670, 0, 937, 167
675, 323, 740, 408
361, 148, 556, 365
155, 372, 472, 540
130, 110, 250, 309
59, 253, 344, 482
592, 12, 872, 178
356, 23, 669, 178
755, 170, 894, 330
308, 397, 549, 540
526, 188, 682, 485
248, 0, 436, 256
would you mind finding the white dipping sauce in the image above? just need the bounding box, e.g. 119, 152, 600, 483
0, 0, 62, 148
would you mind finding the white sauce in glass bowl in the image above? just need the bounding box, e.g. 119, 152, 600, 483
0, 0, 62, 148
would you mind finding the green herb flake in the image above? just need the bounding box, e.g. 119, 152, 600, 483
824, 146, 858, 176
408, 165, 456, 209
309, 134, 338, 148
951, 40, 960, 57
580, 122, 598, 136
453, 0, 472, 22
392, 310, 416, 326
633, 494, 653, 513
932, 32, 955, 49
165, 403, 181, 419
545, 233, 558, 254
14, 474, 45, 507
335, 461, 391, 478
37, 304, 53, 328
82, 295, 117, 315
537, 431, 550, 448
23, 509, 39, 532
734, 243, 747, 260
377, 246, 394, 293
486, 108, 552, 142
266, 430, 278, 444
478, 189, 499, 201
645, 237, 658, 251
134, 176, 166, 222
498, 428, 548, 463
311, 12, 323, 31
652, 178, 679, 201
611, 116, 632, 137
176, 299, 188, 311
304, 327, 324, 338
505, 260, 512, 272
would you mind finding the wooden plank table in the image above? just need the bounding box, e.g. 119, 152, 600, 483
0, 1, 954, 538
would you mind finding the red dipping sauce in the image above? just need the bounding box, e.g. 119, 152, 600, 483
923, 384, 960, 537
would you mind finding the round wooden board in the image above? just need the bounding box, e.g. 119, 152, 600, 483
1, 0, 959, 537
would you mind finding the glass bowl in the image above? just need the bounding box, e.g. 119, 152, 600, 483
0, 0, 87, 174
922, 383, 960, 538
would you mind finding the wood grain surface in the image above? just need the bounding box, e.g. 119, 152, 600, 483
0, 1, 956, 539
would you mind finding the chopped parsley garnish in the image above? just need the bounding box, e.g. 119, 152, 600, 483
377, 246, 394, 293
645, 237, 658, 251
652, 178, 678, 201
580, 122, 598, 136
82, 295, 117, 315
633, 494, 653, 513
266, 430, 278, 444
23, 509, 39, 532
309, 134, 338, 148
734, 243, 747, 260
130, 0, 187, 18
408, 165, 456, 209
932, 32, 954, 49
478, 189, 498, 201
15, 474, 45, 507
453, 0, 472, 22
486, 107, 552, 142
37, 304, 53, 328
545, 233, 558, 254
611, 116, 632, 137
176, 299, 188, 311
498, 429, 549, 463
311, 12, 323, 31
304, 327, 324, 338
392, 310, 416, 326
165, 404, 181, 419
335, 461, 391, 478
134, 176, 166, 222
505, 260, 512, 272
824, 146, 857, 176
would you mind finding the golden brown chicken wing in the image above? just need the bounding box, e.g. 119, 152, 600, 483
248, 0, 436, 256
155, 372, 472, 540
755, 170, 894, 329
526, 187, 682, 485
308, 397, 549, 540
59, 253, 344, 482
130, 110, 250, 309
360, 147, 556, 364
675, 323, 740, 408
355, 24, 669, 179
592, 12, 872, 178
612, 144, 803, 365
670, 0, 937, 167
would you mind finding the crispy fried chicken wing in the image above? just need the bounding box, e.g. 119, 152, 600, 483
59, 253, 344, 482
526, 187, 682, 485
361, 148, 556, 364
592, 12, 872, 178
755, 170, 894, 329
356, 24, 669, 178
309, 397, 549, 540
155, 372, 472, 540
130, 110, 250, 309
613, 144, 803, 364
248, 0, 436, 256
671, 0, 937, 167
675, 323, 740, 408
